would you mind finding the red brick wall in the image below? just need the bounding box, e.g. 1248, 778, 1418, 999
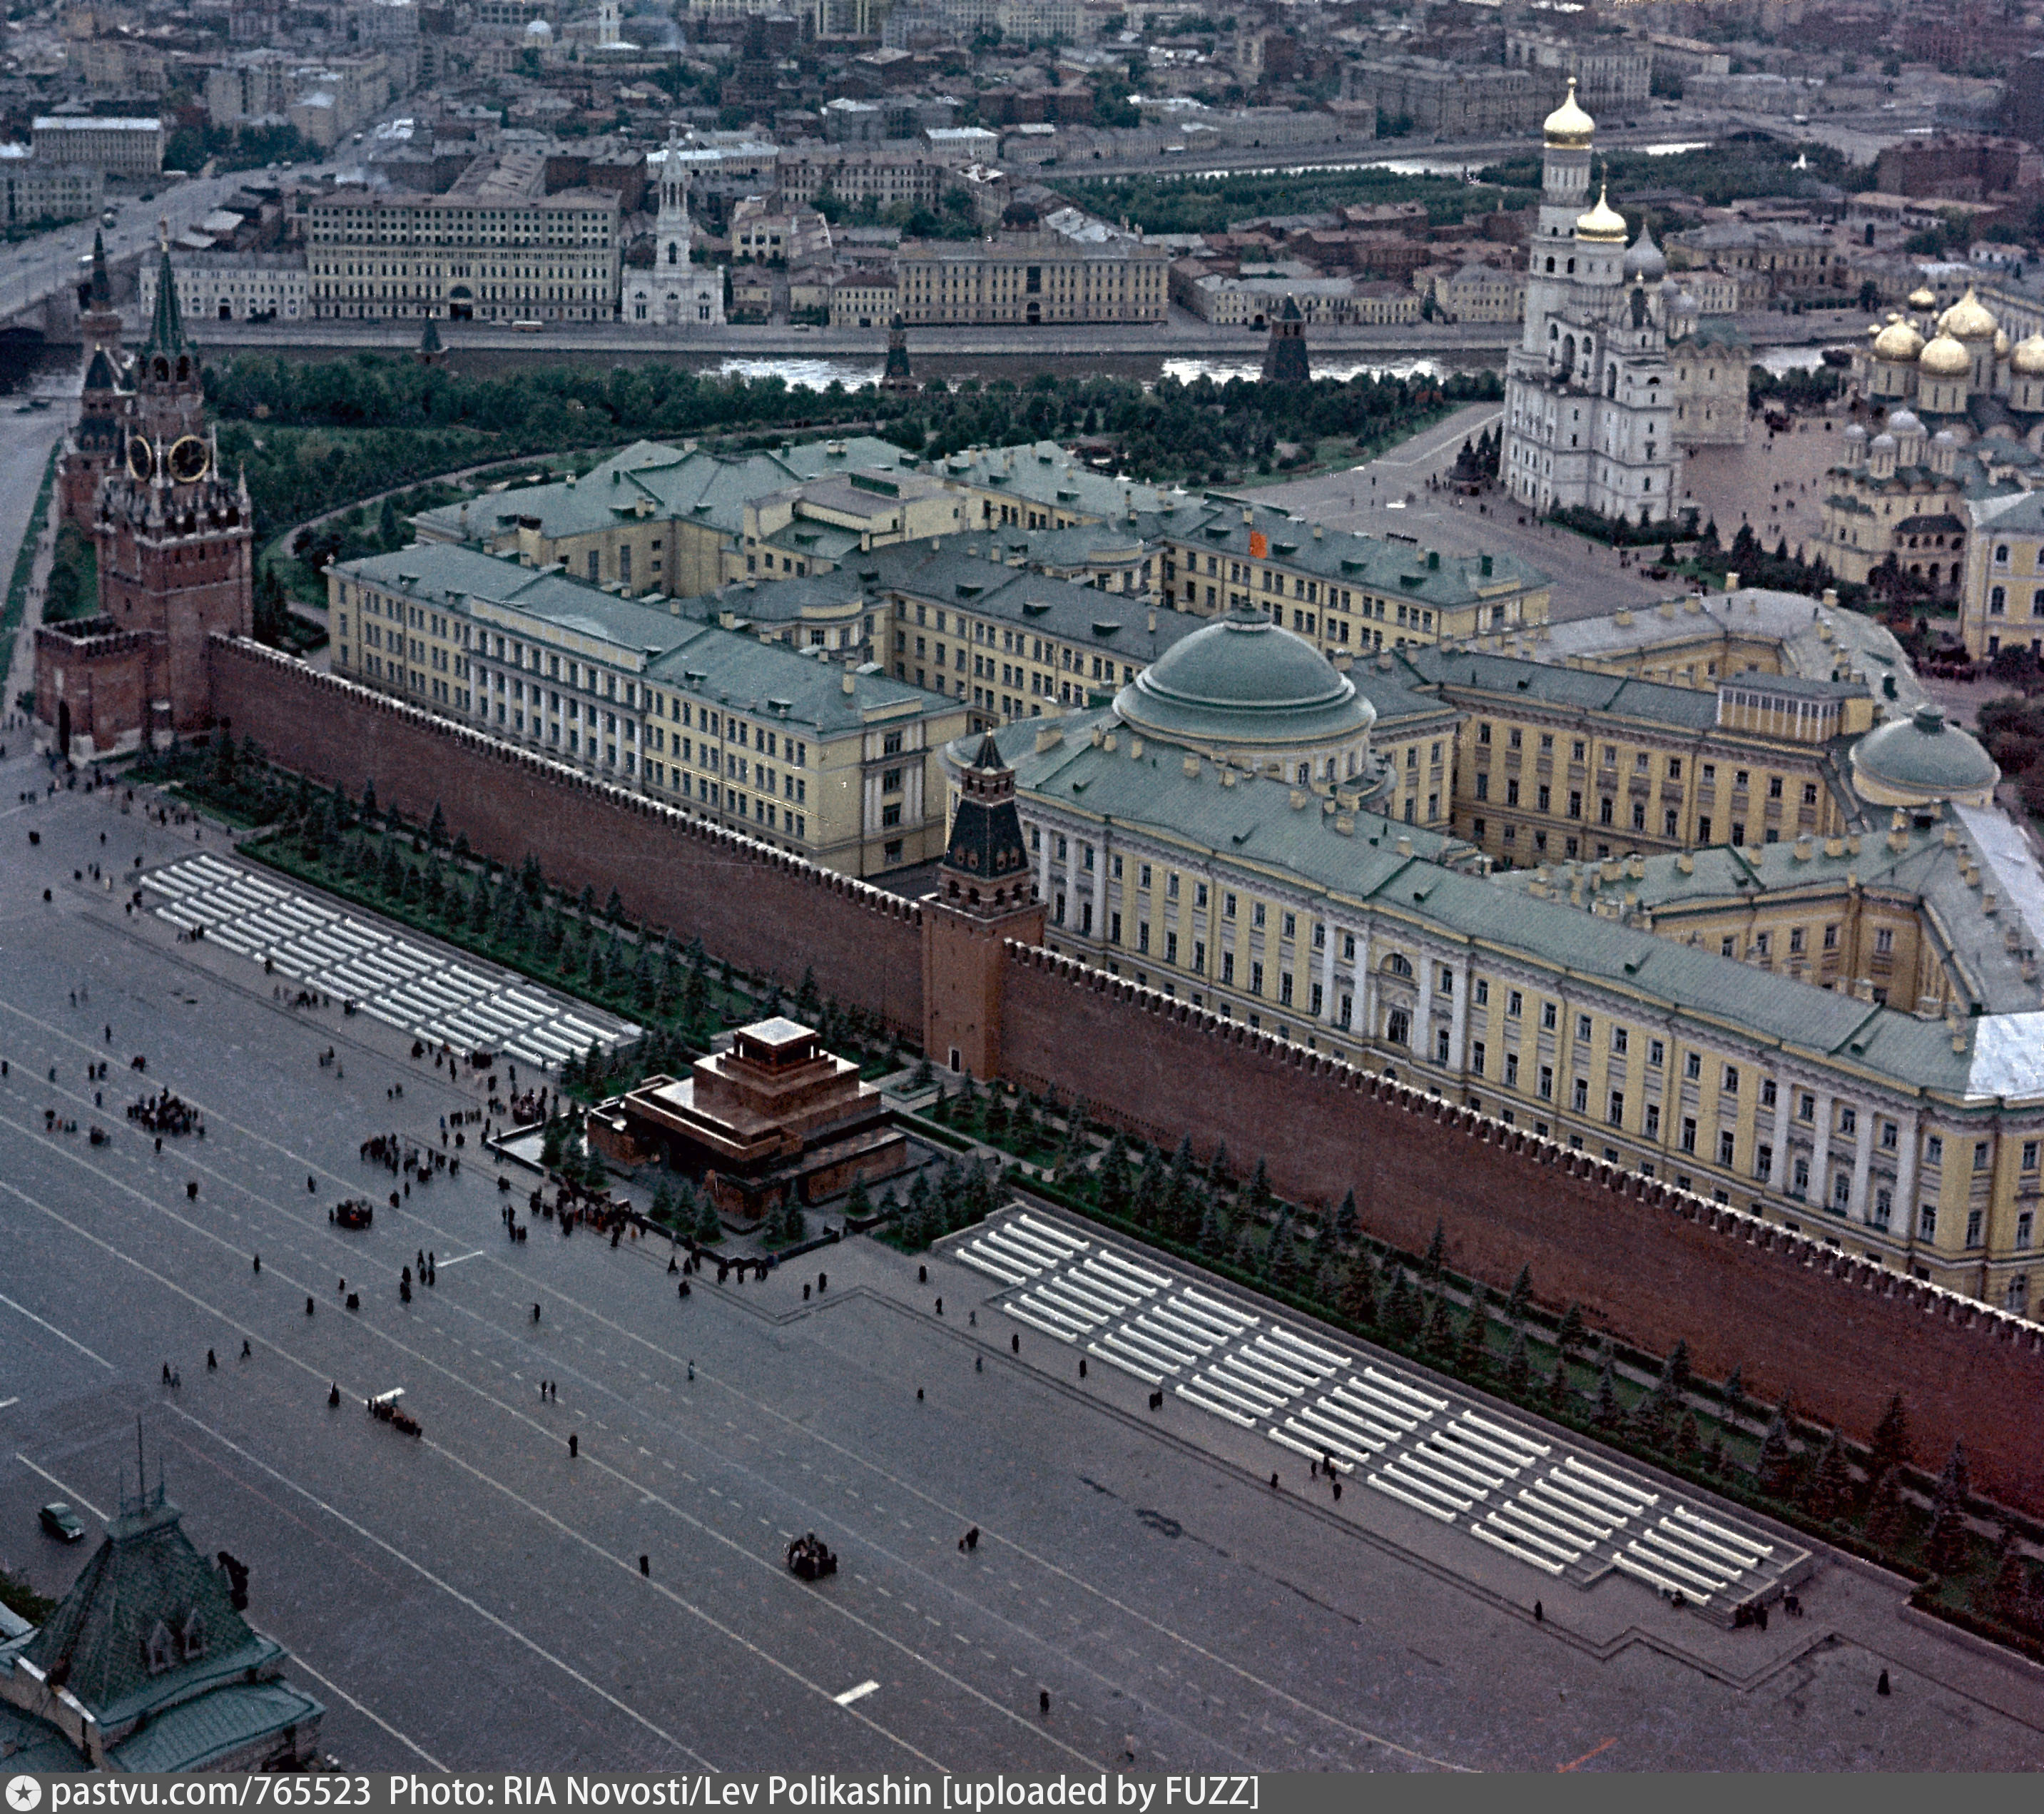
996, 944, 2044, 1514
208, 639, 927, 1033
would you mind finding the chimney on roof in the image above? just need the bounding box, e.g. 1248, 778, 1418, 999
841, 668, 855, 694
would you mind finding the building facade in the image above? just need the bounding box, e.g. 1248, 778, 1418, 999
138, 249, 308, 324
29, 115, 163, 175
968, 617, 2044, 1312
895, 232, 1169, 326
327, 542, 968, 875
306, 185, 621, 323
0, 149, 103, 226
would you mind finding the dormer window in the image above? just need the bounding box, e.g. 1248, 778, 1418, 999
182, 1613, 207, 1660
146, 1621, 176, 1674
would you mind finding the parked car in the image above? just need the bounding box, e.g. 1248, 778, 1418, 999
39, 1502, 86, 1544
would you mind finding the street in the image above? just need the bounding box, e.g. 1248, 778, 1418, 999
2, 758, 2043, 1772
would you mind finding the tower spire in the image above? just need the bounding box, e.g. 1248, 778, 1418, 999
143, 221, 185, 358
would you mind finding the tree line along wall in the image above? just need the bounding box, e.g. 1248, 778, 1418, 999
995, 943, 2044, 1517
205, 639, 2044, 1513
207, 638, 927, 1035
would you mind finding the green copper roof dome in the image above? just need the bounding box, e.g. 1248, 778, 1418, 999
1850, 703, 1999, 805
1114, 610, 1375, 749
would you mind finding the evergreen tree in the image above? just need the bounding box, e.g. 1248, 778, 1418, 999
1662, 1338, 1692, 1400
795, 965, 822, 1023
360, 778, 378, 823
1864, 1465, 1908, 1550
1505, 1264, 1532, 1326
1702, 1432, 1725, 1476
604, 886, 625, 924
1267, 1211, 1301, 1292
1097, 1134, 1133, 1218
1801, 1428, 1854, 1524
1206, 1141, 1234, 1194
1420, 1289, 1453, 1359
1165, 1136, 1199, 1242
1675, 1410, 1700, 1458
1502, 1325, 1530, 1392
1313, 1253, 1342, 1309
1196, 1199, 1230, 1260
1244, 1157, 1273, 1220
780, 1189, 805, 1245
1555, 1302, 1585, 1362
696, 1195, 724, 1244
650, 1177, 676, 1225
1333, 1187, 1360, 1244
1384, 1266, 1420, 1342
1756, 1406, 1799, 1499
1981, 1524, 2029, 1625
1925, 1441, 1973, 1576
1867, 1392, 1912, 1489
1422, 1218, 1446, 1282
1339, 1252, 1377, 1327
1543, 1355, 1569, 1412
427, 801, 447, 848
845, 1175, 873, 1223
1722, 1364, 1746, 1427
1591, 1349, 1622, 1429
1455, 1290, 1490, 1376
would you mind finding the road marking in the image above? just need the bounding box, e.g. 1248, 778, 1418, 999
161, 1404, 716, 1770
14, 1451, 109, 1523
834, 1681, 880, 1707
438, 1251, 484, 1267
0, 1289, 116, 1371
0, 1152, 967, 1774
0, 1399, 18, 1411
1560, 1737, 1618, 1773
280, 1651, 449, 1771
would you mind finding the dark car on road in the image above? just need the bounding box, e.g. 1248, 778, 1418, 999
39, 1502, 86, 1543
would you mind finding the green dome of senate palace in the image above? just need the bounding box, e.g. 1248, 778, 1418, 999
1113, 611, 1376, 752
1850, 704, 2000, 809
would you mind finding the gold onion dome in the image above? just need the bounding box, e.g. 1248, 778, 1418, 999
1938, 286, 1997, 343
1919, 333, 1971, 377
2012, 332, 2044, 377
1543, 77, 1596, 148
1575, 181, 1628, 244
1871, 315, 1923, 362
1908, 286, 1938, 312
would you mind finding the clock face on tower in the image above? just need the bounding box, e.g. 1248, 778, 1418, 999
126, 436, 155, 482
168, 435, 210, 483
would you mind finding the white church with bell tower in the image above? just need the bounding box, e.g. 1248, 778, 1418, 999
1501, 79, 1745, 526
630, 128, 725, 330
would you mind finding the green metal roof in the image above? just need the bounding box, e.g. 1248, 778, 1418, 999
336, 543, 949, 735
1115, 612, 1376, 748
993, 709, 1992, 1102
1851, 704, 1999, 796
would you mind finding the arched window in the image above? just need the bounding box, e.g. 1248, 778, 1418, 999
1566, 258, 1575, 275
1297, 761, 1310, 786
1990, 586, 2006, 615
667, 243, 678, 265
1545, 256, 1555, 274
1385, 952, 1413, 978
2031, 589, 2044, 618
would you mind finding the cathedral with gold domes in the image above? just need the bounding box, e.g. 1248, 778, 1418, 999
1819, 285, 2044, 592
1500, 80, 1750, 526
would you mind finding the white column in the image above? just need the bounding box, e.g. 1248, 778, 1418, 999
1891, 1109, 1920, 1236
1448, 955, 1470, 1071
1351, 927, 1371, 1038
1770, 1077, 1793, 1194
1809, 1089, 1833, 1210
1414, 951, 1434, 1063
1320, 926, 1338, 1026
1035, 821, 1052, 902
1090, 841, 1106, 945
1849, 1106, 1873, 1221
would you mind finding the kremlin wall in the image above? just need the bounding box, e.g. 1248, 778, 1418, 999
208, 632, 2044, 1517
